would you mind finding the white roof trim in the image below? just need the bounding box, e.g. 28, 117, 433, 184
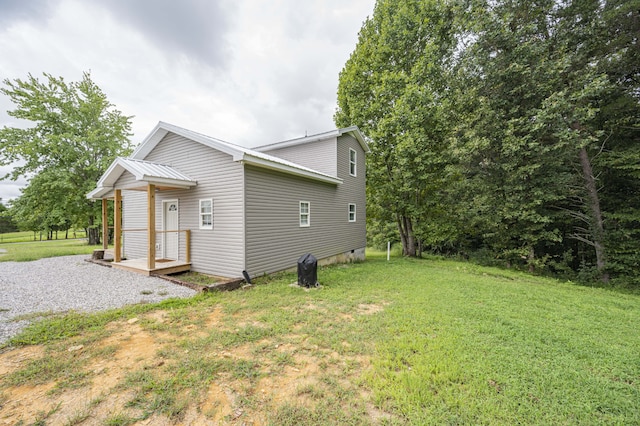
131, 121, 343, 185
87, 157, 196, 199
253, 126, 370, 153
241, 154, 343, 185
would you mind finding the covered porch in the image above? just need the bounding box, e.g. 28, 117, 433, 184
89, 158, 197, 276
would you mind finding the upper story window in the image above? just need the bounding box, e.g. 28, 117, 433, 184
199, 199, 213, 229
349, 148, 357, 177
300, 201, 310, 227
348, 203, 356, 222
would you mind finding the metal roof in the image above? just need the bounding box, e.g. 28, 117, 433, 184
116, 158, 196, 183
252, 126, 370, 154
87, 157, 196, 199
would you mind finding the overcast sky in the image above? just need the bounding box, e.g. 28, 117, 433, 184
0, 0, 373, 202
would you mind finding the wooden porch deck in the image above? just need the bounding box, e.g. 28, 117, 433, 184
111, 258, 191, 276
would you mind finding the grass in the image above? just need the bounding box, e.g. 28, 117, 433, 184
0, 229, 87, 244
0, 238, 99, 262
173, 271, 221, 286
1, 250, 639, 424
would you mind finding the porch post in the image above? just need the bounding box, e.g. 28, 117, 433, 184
114, 190, 122, 262
101, 198, 108, 250
147, 184, 156, 270
185, 230, 191, 263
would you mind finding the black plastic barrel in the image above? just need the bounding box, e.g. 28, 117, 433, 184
297, 253, 318, 287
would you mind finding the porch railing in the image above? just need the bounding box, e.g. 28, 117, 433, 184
117, 228, 191, 268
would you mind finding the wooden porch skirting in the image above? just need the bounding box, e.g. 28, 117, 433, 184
111, 258, 191, 276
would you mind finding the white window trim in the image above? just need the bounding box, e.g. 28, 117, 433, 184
349, 148, 357, 177
199, 198, 213, 230
299, 201, 310, 227
348, 203, 357, 222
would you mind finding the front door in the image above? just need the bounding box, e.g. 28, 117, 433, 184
162, 200, 179, 260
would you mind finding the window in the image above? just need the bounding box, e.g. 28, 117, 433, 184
199, 199, 213, 229
300, 201, 310, 227
348, 203, 356, 222
349, 148, 357, 176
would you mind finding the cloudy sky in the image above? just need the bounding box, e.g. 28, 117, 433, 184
0, 0, 374, 202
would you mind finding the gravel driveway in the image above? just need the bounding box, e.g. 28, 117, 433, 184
0, 255, 196, 344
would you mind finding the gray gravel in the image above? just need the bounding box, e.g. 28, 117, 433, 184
0, 255, 196, 344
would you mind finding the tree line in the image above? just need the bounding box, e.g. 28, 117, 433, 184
335, 0, 639, 285
0, 72, 132, 244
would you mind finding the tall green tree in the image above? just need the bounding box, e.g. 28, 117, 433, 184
591, 0, 640, 281
8, 169, 74, 239
338, 0, 639, 284
0, 200, 17, 234
456, 0, 639, 280
0, 72, 132, 244
452, 0, 598, 271
335, 0, 460, 256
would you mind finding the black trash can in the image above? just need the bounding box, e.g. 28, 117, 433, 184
297, 253, 318, 288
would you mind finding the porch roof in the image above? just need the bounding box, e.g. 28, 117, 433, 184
87, 157, 197, 199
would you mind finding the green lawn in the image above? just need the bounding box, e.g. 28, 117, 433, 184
3, 250, 639, 424
0, 238, 98, 262
0, 229, 87, 244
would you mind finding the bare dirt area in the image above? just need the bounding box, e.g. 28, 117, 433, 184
0, 303, 389, 425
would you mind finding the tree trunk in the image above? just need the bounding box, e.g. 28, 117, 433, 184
88, 228, 100, 245
87, 216, 100, 245
579, 147, 609, 282
396, 214, 417, 257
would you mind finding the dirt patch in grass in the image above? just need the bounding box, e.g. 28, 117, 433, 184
356, 303, 386, 315
0, 304, 388, 425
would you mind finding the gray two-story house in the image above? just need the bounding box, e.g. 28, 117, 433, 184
88, 122, 368, 278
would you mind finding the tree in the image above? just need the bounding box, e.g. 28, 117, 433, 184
8, 169, 73, 239
0, 72, 132, 244
335, 0, 460, 256
0, 199, 18, 234
337, 0, 640, 284
450, 0, 640, 282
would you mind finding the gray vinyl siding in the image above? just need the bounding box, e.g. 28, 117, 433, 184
115, 171, 147, 259
244, 134, 366, 275
142, 133, 245, 278
261, 137, 337, 177
336, 134, 366, 247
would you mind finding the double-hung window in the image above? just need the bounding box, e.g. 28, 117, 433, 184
348, 203, 356, 222
199, 199, 213, 230
349, 148, 357, 176
300, 201, 310, 227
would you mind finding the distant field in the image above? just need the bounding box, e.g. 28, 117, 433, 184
0, 233, 97, 262
0, 229, 87, 244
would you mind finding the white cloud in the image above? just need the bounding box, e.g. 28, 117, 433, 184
0, 0, 373, 201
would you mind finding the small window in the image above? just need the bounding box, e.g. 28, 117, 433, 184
199, 199, 213, 229
348, 203, 356, 222
300, 201, 310, 227
349, 148, 357, 177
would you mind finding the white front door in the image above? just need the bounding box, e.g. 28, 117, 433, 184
163, 200, 179, 260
